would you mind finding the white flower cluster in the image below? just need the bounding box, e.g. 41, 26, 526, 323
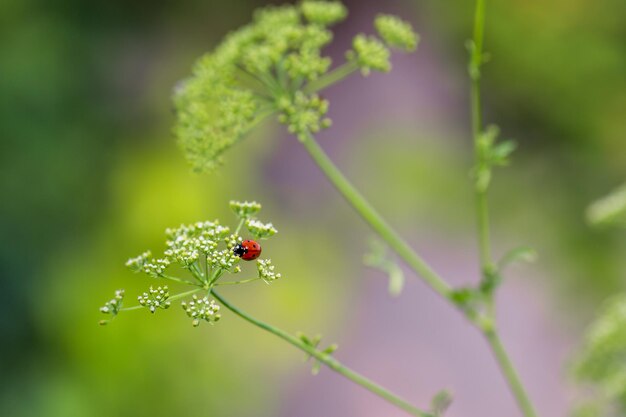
100, 289, 125, 315
257, 259, 282, 283
143, 258, 171, 278
125, 251, 151, 272
138, 286, 171, 313
164, 221, 230, 268
106, 201, 283, 327
181, 295, 221, 327
230, 200, 261, 219
246, 219, 278, 239
207, 249, 240, 270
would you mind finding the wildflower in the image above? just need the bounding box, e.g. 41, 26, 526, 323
277, 92, 331, 141
181, 295, 221, 326
257, 259, 282, 283
230, 200, 262, 219
301, 1, 347, 26
126, 251, 151, 272
374, 14, 419, 52
347, 35, 391, 76
173, 1, 417, 171
246, 219, 278, 239
138, 286, 171, 313
99, 290, 125, 325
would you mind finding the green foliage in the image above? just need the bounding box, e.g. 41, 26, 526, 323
173, 1, 416, 171
473, 125, 516, 192
297, 332, 339, 375
572, 293, 626, 416
587, 183, 626, 228
375, 14, 420, 51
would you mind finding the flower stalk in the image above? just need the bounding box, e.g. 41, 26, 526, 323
211, 289, 433, 417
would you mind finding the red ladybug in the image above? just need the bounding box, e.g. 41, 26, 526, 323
233, 239, 262, 261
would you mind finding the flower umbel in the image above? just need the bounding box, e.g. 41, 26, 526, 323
101, 201, 281, 326
138, 286, 172, 313
181, 295, 221, 327
257, 259, 282, 283
173, 1, 417, 172
99, 290, 125, 325
374, 14, 419, 52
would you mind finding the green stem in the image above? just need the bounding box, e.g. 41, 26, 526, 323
469, 1, 538, 416
160, 274, 200, 286
214, 277, 261, 286
469, 0, 491, 273
485, 331, 539, 417
303, 61, 359, 94
211, 290, 432, 417
300, 131, 451, 299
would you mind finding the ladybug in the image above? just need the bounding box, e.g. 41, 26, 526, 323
233, 239, 262, 261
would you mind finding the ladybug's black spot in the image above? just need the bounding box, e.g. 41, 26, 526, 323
233, 244, 247, 257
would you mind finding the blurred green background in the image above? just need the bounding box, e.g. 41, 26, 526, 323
1, 0, 624, 416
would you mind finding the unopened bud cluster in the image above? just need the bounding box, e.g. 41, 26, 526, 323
173, 1, 418, 172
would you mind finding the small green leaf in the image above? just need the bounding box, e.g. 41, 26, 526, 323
431, 390, 453, 416
491, 140, 517, 165
311, 361, 321, 375
498, 246, 537, 270
586, 183, 626, 228
450, 288, 479, 307
322, 343, 338, 354
364, 239, 405, 297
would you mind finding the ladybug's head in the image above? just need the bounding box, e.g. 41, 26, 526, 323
233, 243, 247, 257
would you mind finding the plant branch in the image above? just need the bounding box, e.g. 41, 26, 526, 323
303, 61, 359, 94
484, 331, 539, 417
469, 1, 539, 416
211, 289, 433, 417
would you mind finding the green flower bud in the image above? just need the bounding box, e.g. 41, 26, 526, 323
347, 34, 391, 76
374, 14, 419, 51
301, 1, 348, 26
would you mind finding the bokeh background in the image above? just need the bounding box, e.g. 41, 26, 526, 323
1, 0, 625, 416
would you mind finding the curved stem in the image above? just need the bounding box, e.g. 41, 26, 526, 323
211, 290, 433, 417
485, 331, 538, 417
300, 131, 451, 299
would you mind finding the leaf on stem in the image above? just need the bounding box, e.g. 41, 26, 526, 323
430, 390, 453, 416
498, 246, 537, 270
364, 239, 405, 296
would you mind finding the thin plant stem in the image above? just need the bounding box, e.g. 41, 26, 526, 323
214, 277, 261, 286
303, 61, 359, 94
160, 274, 200, 286
469, 0, 491, 272
211, 289, 433, 417
485, 331, 539, 417
300, 131, 451, 299
469, 1, 539, 416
